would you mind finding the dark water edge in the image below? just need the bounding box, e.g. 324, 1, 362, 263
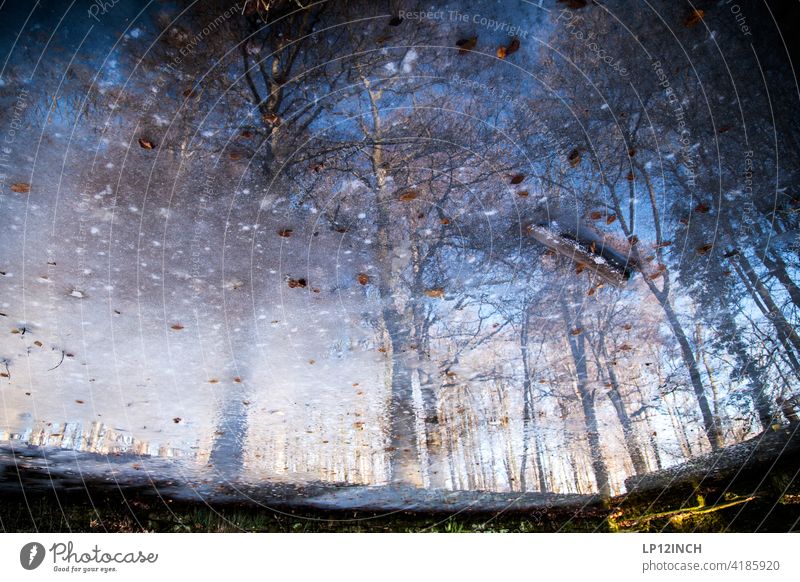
1, 483, 798, 532
2, 428, 800, 532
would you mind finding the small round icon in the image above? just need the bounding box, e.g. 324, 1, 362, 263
20, 542, 46, 570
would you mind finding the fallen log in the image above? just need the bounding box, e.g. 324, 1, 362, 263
624, 425, 800, 494
526, 224, 635, 287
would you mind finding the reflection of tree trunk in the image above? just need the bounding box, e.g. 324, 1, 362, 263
365, 71, 421, 486
604, 361, 647, 475
519, 309, 548, 492
696, 323, 726, 441
590, 329, 647, 476
612, 176, 722, 451
419, 371, 448, 488
644, 415, 662, 470
378, 294, 422, 486
561, 299, 611, 497
410, 245, 447, 488
658, 294, 723, 450
667, 393, 693, 459
736, 253, 800, 357
734, 341, 773, 429
717, 307, 773, 429
730, 256, 800, 377
208, 387, 249, 480
375, 205, 421, 485
490, 379, 517, 491
558, 397, 581, 493
761, 251, 800, 310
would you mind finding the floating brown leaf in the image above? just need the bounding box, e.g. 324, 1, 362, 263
357, 273, 369, 285
170, 323, 184, 331
10, 182, 30, 193
684, 9, 705, 27
718, 124, 731, 134
399, 190, 418, 202
628, 235, 639, 245
605, 214, 617, 224
173, 417, 182, 423
240, 130, 254, 139
75, 400, 84, 404
619, 343, 633, 351
517, 191, 529, 198
626, 171, 635, 181
425, 288, 445, 298
288, 278, 307, 288
571, 328, 583, 336
456, 36, 477, 54
628, 148, 637, 157
655, 240, 673, 248
440, 217, 451, 225
497, 36, 520, 61
568, 148, 581, 167
589, 210, 604, 220
278, 228, 293, 238
696, 243, 714, 255
138, 138, 155, 150
575, 263, 586, 274
233, 376, 242, 383
623, 323, 632, 330
510, 174, 525, 185
694, 202, 710, 214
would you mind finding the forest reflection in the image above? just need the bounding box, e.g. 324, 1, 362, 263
1, 0, 799, 501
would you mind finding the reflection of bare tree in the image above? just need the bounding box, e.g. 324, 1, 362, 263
208, 388, 249, 479
559, 290, 611, 497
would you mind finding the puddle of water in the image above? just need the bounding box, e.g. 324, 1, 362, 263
1, 0, 797, 512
